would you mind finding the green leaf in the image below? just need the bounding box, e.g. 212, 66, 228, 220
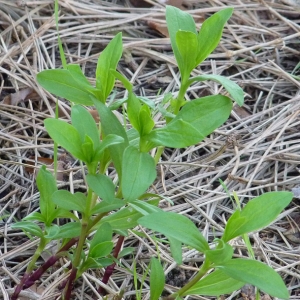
149, 95, 232, 149
89, 241, 114, 259
222, 191, 293, 242
11, 221, 44, 238
87, 174, 115, 202
81, 135, 95, 164
129, 200, 162, 216
96, 33, 123, 102
118, 247, 135, 259
174, 95, 232, 135
176, 30, 198, 82
44, 225, 60, 239
90, 199, 125, 215
183, 269, 245, 296
150, 258, 165, 300
44, 118, 85, 161
49, 222, 81, 239
146, 119, 202, 148
121, 146, 156, 202
51, 190, 86, 213
66, 64, 94, 89
168, 236, 182, 265
92, 98, 128, 177
94, 134, 124, 161
138, 105, 155, 137
139, 96, 155, 110
205, 239, 233, 265
37, 69, 96, 105
127, 92, 142, 132
166, 6, 196, 79
23, 212, 46, 223
37, 166, 57, 226
196, 8, 233, 65
138, 212, 209, 252
49, 207, 79, 222
188, 75, 244, 106
81, 257, 113, 271
71, 105, 100, 148
90, 223, 112, 249
110, 70, 133, 92
218, 258, 289, 299
99, 205, 142, 230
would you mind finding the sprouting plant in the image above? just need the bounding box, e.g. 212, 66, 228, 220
10, 4, 292, 300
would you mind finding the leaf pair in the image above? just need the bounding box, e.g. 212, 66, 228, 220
45, 105, 123, 167
146, 95, 232, 148
139, 191, 293, 299
37, 33, 123, 105
166, 6, 233, 83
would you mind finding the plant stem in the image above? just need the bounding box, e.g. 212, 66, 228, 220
64, 266, 77, 300
154, 146, 165, 165
173, 80, 189, 115
11, 238, 46, 299
169, 259, 211, 298
11, 273, 30, 300
23, 237, 78, 289
97, 235, 125, 296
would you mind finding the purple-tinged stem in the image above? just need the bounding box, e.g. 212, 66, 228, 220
11, 273, 30, 300
58, 263, 72, 290
64, 267, 77, 300
97, 235, 125, 296
23, 237, 78, 289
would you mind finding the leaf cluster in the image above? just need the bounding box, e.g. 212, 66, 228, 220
11, 5, 292, 300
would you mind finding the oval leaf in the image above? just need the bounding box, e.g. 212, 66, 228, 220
218, 258, 289, 299
49, 222, 81, 239
166, 5, 197, 78
150, 258, 165, 300
174, 95, 232, 135
37, 69, 94, 105
51, 190, 86, 213
11, 221, 44, 238
196, 8, 233, 65
37, 165, 57, 226
189, 75, 244, 106
183, 269, 245, 296
121, 146, 156, 202
71, 105, 100, 148
44, 118, 85, 161
147, 119, 202, 148
223, 191, 293, 242
89, 241, 114, 259
96, 33, 123, 101
87, 174, 116, 202
138, 212, 209, 252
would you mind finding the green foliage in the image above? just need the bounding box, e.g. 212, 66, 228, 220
183, 269, 245, 296
95, 33, 123, 102
36, 165, 57, 226
13, 4, 292, 300
150, 258, 165, 300
121, 146, 156, 202
222, 191, 293, 242
138, 212, 209, 253
217, 258, 289, 299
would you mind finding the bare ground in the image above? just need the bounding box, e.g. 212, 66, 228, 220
1, 0, 300, 299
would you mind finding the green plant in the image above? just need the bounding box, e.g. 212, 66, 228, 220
10, 4, 292, 300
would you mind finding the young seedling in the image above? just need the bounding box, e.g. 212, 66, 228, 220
10, 4, 292, 300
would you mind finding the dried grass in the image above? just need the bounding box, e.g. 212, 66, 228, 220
1, 0, 300, 299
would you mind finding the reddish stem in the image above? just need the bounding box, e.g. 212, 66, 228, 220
64, 267, 77, 300
23, 238, 78, 289
97, 235, 125, 296
11, 273, 30, 300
